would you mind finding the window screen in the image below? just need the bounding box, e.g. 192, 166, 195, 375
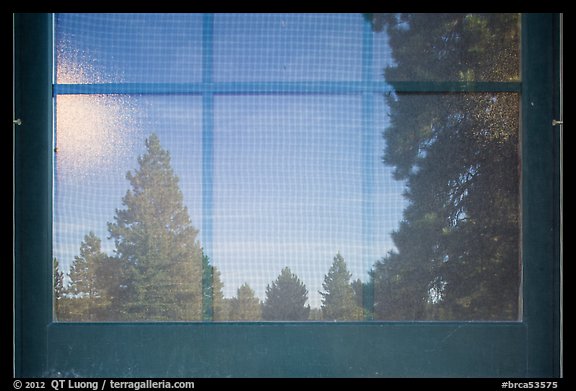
53, 13, 521, 322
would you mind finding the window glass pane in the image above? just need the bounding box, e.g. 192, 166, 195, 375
56, 13, 203, 83
212, 96, 405, 320
53, 13, 521, 322
213, 13, 364, 81
54, 95, 203, 321
372, 93, 520, 321
371, 13, 521, 82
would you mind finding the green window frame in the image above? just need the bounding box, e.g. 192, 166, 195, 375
14, 13, 561, 377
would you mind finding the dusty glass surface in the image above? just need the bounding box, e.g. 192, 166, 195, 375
54, 95, 204, 321
56, 13, 203, 84
54, 13, 521, 322
370, 13, 520, 82
371, 93, 520, 321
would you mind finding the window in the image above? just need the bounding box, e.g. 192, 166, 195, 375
53, 13, 521, 322
14, 13, 561, 377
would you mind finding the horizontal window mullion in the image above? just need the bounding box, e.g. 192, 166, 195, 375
388, 81, 522, 93
52, 81, 390, 95
54, 83, 207, 95
53, 81, 521, 96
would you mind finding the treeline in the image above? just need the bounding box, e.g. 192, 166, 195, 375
54, 134, 366, 322
55, 239, 366, 322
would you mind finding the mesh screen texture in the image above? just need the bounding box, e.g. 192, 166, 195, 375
53, 13, 520, 322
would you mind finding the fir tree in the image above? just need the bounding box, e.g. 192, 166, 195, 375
66, 232, 111, 321
262, 267, 310, 321
202, 251, 228, 321
53, 257, 67, 320
108, 133, 203, 321
229, 283, 261, 321
351, 278, 373, 319
320, 253, 363, 321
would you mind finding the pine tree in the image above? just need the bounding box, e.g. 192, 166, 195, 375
66, 232, 111, 321
53, 257, 67, 320
320, 253, 363, 321
229, 283, 261, 321
351, 278, 373, 319
202, 251, 228, 321
108, 133, 203, 321
94, 250, 124, 320
366, 14, 521, 320
262, 267, 310, 321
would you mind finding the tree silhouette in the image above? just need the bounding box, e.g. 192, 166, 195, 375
202, 251, 228, 321
367, 14, 520, 320
108, 133, 203, 320
53, 257, 66, 320
66, 232, 113, 321
320, 253, 363, 321
351, 278, 373, 319
262, 267, 310, 321
229, 283, 261, 321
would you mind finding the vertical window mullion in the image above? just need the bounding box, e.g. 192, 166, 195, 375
361, 19, 375, 320
201, 13, 215, 321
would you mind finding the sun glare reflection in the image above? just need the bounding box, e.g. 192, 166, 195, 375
56, 54, 140, 180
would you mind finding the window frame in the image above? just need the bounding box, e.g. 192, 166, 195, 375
13, 13, 561, 377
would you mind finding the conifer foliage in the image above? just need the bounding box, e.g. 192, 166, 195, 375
366, 13, 521, 320
320, 253, 363, 321
229, 283, 262, 321
262, 267, 310, 321
107, 133, 203, 320
65, 232, 114, 321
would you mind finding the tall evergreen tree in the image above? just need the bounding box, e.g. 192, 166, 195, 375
366, 14, 521, 320
202, 251, 228, 321
351, 278, 373, 319
108, 133, 203, 321
95, 249, 124, 321
229, 283, 262, 321
320, 253, 363, 321
53, 257, 67, 320
66, 232, 112, 321
262, 267, 310, 321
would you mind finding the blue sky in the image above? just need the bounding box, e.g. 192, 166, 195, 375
53, 13, 406, 310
